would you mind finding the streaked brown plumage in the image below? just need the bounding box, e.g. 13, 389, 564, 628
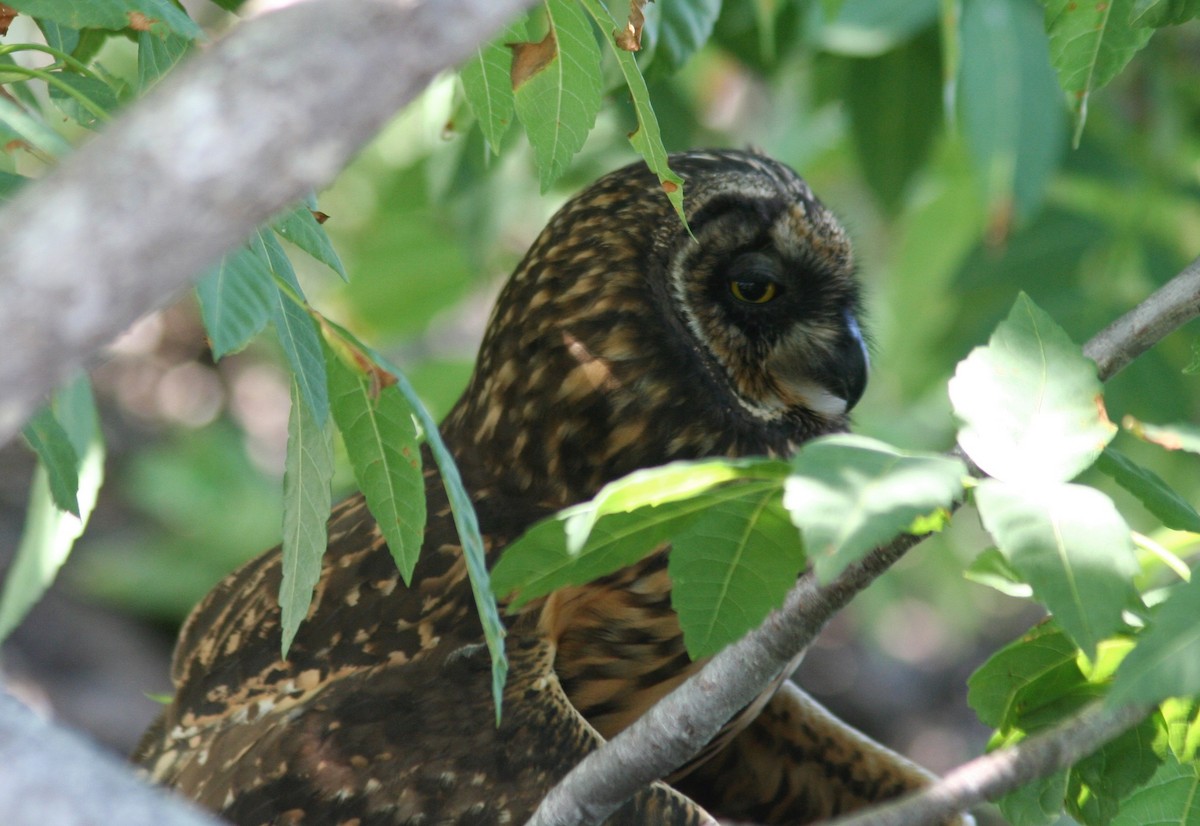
135, 150, 955, 825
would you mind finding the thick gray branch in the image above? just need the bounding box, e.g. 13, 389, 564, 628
826, 701, 1153, 826
0, 0, 535, 447
529, 257, 1200, 826
0, 691, 226, 826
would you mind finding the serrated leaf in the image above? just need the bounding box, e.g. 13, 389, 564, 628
783, 434, 966, 582
461, 20, 526, 152
1040, 0, 1153, 143
669, 488, 804, 658
492, 479, 783, 608
261, 231, 329, 427
325, 343, 425, 584
22, 408, 80, 516
1096, 448, 1200, 533
949, 292, 1115, 484
1110, 575, 1200, 707
6, 0, 202, 39
1109, 756, 1200, 826
279, 379, 334, 658
959, 0, 1066, 225
196, 241, 275, 359
137, 29, 191, 92
1133, 0, 1200, 26
975, 480, 1139, 656
1125, 417, 1200, 455
273, 203, 348, 281
0, 95, 72, 157
968, 623, 1082, 730
562, 457, 788, 553
347, 335, 508, 723
0, 379, 104, 644
512, 0, 602, 191
579, 0, 686, 224
48, 72, 118, 130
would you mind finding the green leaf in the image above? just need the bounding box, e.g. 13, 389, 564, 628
1040, 0, 1154, 143
512, 0, 603, 191
579, 0, 686, 224
273, 203, 348, 281
0, 95, 72, 157
22, 408, 80, 517
968, 623, 1082, 730
1133, 0, 1200, 26
1162, 697, 1200, 763
975, 480, 1139, 657
5, 0, 202, 39
460, 20, 526, 152
325, 343, 425, 584
964, 547, 1033, 598
783, 434, 966, 582
669, 488, 803, 659
48, 73, 118, 129
959, 0, 1066, 224
492, 479, 783, 608
279, 379, 335, 658
1068, 715, 1163, 826
1109, 756, 1200, 826
1110, 576, 1200, 707
260, 230, 329, 427
998, 769, 1070, 826
1125, 417, 1200, 455
651, 0, 722, 74
949, 292, 1115, 484
137, 29, 191, 92
0, 379, 104, 644
0, 172, 30, 200
845, 28, 941, 213
1096, 448, 1200, 533
196, 241, 275, 359
350, 336, 508, 723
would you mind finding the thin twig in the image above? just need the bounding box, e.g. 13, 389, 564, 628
826, 701, 1154, 826
528, 253, 1200, 826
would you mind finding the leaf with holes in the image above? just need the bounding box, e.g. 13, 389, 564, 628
949, 292, 1115, 484
279, 379, 334, 658
783, 434, 966, 582
670, 487, 803, 659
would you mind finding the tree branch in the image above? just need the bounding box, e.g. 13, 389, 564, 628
0, 0, 536, 449
825, 701, 1154, 826
0, 691, 227, 826
528, 255, 1200, 826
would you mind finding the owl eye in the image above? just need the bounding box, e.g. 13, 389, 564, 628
729, 279, 778, 303
726, 252, 782, 304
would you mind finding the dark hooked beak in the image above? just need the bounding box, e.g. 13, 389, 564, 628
820, 309, 870, 413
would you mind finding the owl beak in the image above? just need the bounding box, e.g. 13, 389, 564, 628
835, 310, 869, 412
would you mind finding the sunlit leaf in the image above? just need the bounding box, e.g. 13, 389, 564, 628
975, 480, 1139, 656
964, 547, 1033, 598
460, 20, 526, 152
1125, 416, 1200, 455
325, 342, 425, 584
196, 242, 274, 359
512, 0, 602, 191
1161, 697, 1200, 763
1068, 716, 1163, 826
783, 434, 966, 582
1040, 0, 1154, 143
669, 488, 803, 658
5, 0, 201, 38
1095, 448, 1200, 533
949, 293, 1115, 484
279, 379, 334, 658
580, 0, 686, 223
22, 407, 80, 516
1110, 576, 1200, 707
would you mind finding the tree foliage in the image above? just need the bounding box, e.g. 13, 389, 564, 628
2, 0, 1199, 823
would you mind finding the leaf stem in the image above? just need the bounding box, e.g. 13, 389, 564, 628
0, 64, 110, 123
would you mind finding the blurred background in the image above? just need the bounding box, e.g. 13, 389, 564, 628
2, 2, 1199, 821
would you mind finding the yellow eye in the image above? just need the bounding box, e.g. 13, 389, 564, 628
729, 279, 778, 304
